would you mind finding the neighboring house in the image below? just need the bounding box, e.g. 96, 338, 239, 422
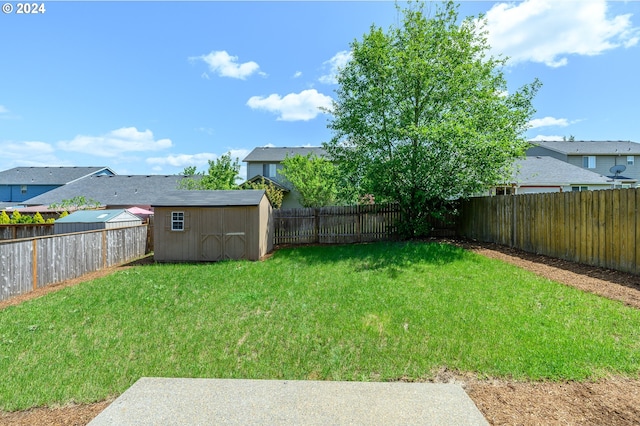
492, 156, 614, 195
0, 166, 115, 203
21, 175, 192, 209
243, 146, 327, 208
526, 141, 640, 188
152, 190, 273, 262
53, 209, 143, 234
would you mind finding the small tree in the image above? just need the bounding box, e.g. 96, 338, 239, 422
279, 153, 339, 208
0, 211, 10, 224
243, 177, 285, 209
49, 196, 101, 211
33, 212, 45, 224
178, 153, 241, 190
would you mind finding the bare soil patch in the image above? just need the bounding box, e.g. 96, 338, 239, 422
1, 243, 639, 425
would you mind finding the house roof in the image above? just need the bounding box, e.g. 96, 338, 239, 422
55, 209, 142, 223
243, 146, 327, 162
22, 175, 192, 206
0, 166, 115, 185
152, 190, 267, 207
512, 156, 613, 186
529, 140, 640, 155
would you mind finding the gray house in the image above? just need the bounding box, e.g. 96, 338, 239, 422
53, 209, 142, 234
243, 146, 327, 208
527, 141, 640, 187
0, 166, 115, 204
492, 156, 614, 195
152, 190, 273, 262
23, 175, 193, 209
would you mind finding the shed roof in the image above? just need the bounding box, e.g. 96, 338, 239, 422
55, 209, 141, 223
0, 166, 115, 185
529, 140, 640, 155
22, 175, 192, 206
243, 146, 327, 162
513, 156, 613, 186
152, 190, 267, 207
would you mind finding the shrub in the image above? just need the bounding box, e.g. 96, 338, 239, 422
33, 212, 45, 224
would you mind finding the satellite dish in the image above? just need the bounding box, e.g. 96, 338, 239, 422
610, 165, 626, 176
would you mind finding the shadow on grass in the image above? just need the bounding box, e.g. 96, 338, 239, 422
273, 240, 468, 271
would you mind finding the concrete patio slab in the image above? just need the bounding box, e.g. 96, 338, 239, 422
89, 377, 488, 425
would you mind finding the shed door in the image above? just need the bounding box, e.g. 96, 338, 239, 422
200, 208, 247, 261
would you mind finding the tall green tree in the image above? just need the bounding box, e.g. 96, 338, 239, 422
178, 153, 241, 190
279, 153, 338, 207
325, 1, 540, 237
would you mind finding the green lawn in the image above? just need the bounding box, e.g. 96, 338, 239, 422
1, 241, 639, 410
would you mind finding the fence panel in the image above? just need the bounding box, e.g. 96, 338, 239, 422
0, 224, 54, 241
0, 225, 148, 302
457, 188, 640, 275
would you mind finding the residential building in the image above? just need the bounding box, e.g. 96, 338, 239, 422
243, 146, 327, 208
526, 141, 640, 187
492, 156, 614, 195
0, 166, 115, 203
22, 174, 192, 209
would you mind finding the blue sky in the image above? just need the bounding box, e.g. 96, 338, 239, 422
1, 1, 639, 179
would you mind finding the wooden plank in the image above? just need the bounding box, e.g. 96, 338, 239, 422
597, 190, 607, 269
636, 189, 640, 274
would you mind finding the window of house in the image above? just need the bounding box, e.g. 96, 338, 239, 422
582, 156, 596, 169
571, 186, 588, 192
627, 156, 635, 166
171, 211, 185, 231
20, 185, 27, 194
263, 163, 277, 178
495, 187, 514, 195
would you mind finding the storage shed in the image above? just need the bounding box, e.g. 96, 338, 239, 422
152, 190, 273, 262
53, 209, 143, 234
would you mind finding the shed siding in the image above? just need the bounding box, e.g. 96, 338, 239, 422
153, 193, 272, 262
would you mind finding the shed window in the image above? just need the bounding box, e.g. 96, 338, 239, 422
171, 211, 185, 231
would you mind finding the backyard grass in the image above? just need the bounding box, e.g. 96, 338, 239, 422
1, 241, 639, 411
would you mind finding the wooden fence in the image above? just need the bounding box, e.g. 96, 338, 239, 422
457, 188, 640, 275
0, 224, 54, 241
274, 204, 402, 245
0, 225, 148, 302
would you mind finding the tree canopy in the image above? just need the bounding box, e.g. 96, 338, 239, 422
279, 153, 339, 208
178, 153, 241, 190
324, 1, 540, 237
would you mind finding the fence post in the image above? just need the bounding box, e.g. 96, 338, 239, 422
32, 239, 37, 290
314, 208, 319, 243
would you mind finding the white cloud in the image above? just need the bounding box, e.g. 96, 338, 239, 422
530, 134, 565, 142
484, 0, 640, 67
319, 50, 352, 84
0, 140, 63, 167
146, 153, 217, 168
0, 105, 8, 114
247, 89, 333, 121
147, 148, 251, 178
528, 116, 570, 129
58, 127, 172, 157
293, 71, 302, 78
190, 50, 264, 80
